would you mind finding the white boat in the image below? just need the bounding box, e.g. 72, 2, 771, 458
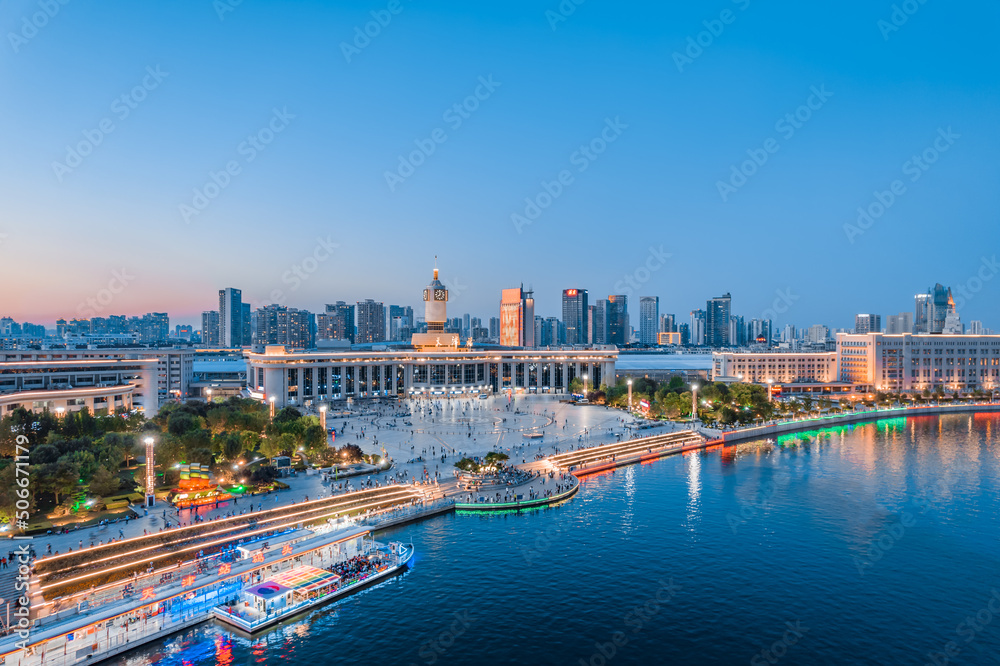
212, 541, 414, 633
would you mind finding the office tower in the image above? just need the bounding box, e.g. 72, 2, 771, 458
969, 320, 985, 335
887, 312, 913, 334
201, 311, 220, 345
140, 312, 170, 343
388, 305, 414, 341
781, 324, 796, 343
356, 300, 386, 343
689, 309, 706, 346
728, 314, 746, 347
943, 310, 963, 334
489, 317, 500, 341
500, 286, 534, 347
534, 316, 545, 347
562, 289, 589, 345
322, 302, 356, 342
638, 296, 659, 345
749, 318, 771, 345
241, 303, 251, 346
175, 324, 193, 340
854, 313, 881, 335
218, 287, 243, 347
929, 283, 955, 334
591, 300, 609, 345
462, 313, 471, 338
705, 293, 731, 347
914, 293, 931, 333
607, 295, 628, 346
678, 323, 690, 346
659, 313, 676, 333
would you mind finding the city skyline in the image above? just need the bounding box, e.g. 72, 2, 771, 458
2, 2, 997, 329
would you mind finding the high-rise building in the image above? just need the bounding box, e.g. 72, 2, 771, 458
562, 289, 589, 345
388, 305, 414, 342
321, 302, 355, 342
855, 313, 881, 335
705, 293, 731, 347
781, 324, 796, 343
241, 303, 251, 346
887, 312, 913, 334
201, 311, 220, 345
489, 317, 500, 341
500, 286, 534, 347
607, 295, 628, 346
689, 309, 706, 346
659, 313, 676, 333
807, 324, 829, 344
929, 283, 955, 334
914, 293, 931, 333
749, 318, 771, 345
218, 287, 244, 347
638, 296, 659, 345
591, 300, 609, 344
356, 300, 386, 344
728, 314, 746, 347
678, 323, 690, 346
969, 320, 986, 335
254, 305, 314, 349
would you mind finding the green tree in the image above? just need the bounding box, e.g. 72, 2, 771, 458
36, 461, 80, 505
89, 466, 121, 497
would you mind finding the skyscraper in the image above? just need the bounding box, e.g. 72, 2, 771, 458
929, 283, 954, 334
659, 313, 676, 333
241, 303, 251, 346
254, 305, 315, 349
500, 286, 534, 347
562, 289, 589, 345
489, 317, 500, 341
591, 299, 609, 344
201, 311, 220, 345
638, 297, 659, 345
914, 293, 931, 333
690, 309, 706, 346
322, 302, 355, 342
356, 300, 386, 343
218, 288, 243, 347
705, 293, 731, 347
855, 313, 881, 334
388, 305, 414, 342
887, 312, 913, 334
607, 295, 628, 346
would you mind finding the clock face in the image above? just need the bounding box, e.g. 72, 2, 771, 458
434, 289, 446, 301
423, 289, 430, 301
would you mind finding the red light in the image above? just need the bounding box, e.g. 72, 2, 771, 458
218, 563, 231, 575
282, 544, 293, 555
566, 289, 578, 296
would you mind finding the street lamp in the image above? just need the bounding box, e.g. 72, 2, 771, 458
269, 395, 276, 420
206, 388, 212, 402
55, 406, 65, 419
691, 383, 699, 422
319, 404, 327, 432
627, 379, 633, 412
144, 436, 156, 507
766, 378, 774, 403
582, 373, 589, 396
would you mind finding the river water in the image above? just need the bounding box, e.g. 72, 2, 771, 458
120, 412, 1000, 665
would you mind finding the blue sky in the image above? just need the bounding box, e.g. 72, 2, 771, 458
1, 0, 997, 330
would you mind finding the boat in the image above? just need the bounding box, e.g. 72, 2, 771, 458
211, 541, 414, 633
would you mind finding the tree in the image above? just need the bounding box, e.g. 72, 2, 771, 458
302, 424, 327, 453
568, 377, 583, 395
89, 466, 121, 497
167, 411, 201, 436
0, 464, 30, 526
668, 375, 685, 391
259, 435, 286, 464
35, 461, 80, 505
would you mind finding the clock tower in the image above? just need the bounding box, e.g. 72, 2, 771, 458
412, 258, 460, 349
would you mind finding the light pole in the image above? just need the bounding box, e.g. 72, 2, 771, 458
691, 383, 698, 422
582, 373, 589, 396
205, 388, 212, 403
269, 395, 276, 420
766, 378, 774, 403
319, 404, 327, 432
627, 379, 633, 412
55, 406, 65, 420
144, 436, 155, 507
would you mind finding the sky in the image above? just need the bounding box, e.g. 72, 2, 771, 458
1, 0, 998, 331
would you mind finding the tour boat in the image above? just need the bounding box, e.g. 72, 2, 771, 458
212, 541, 414, 633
